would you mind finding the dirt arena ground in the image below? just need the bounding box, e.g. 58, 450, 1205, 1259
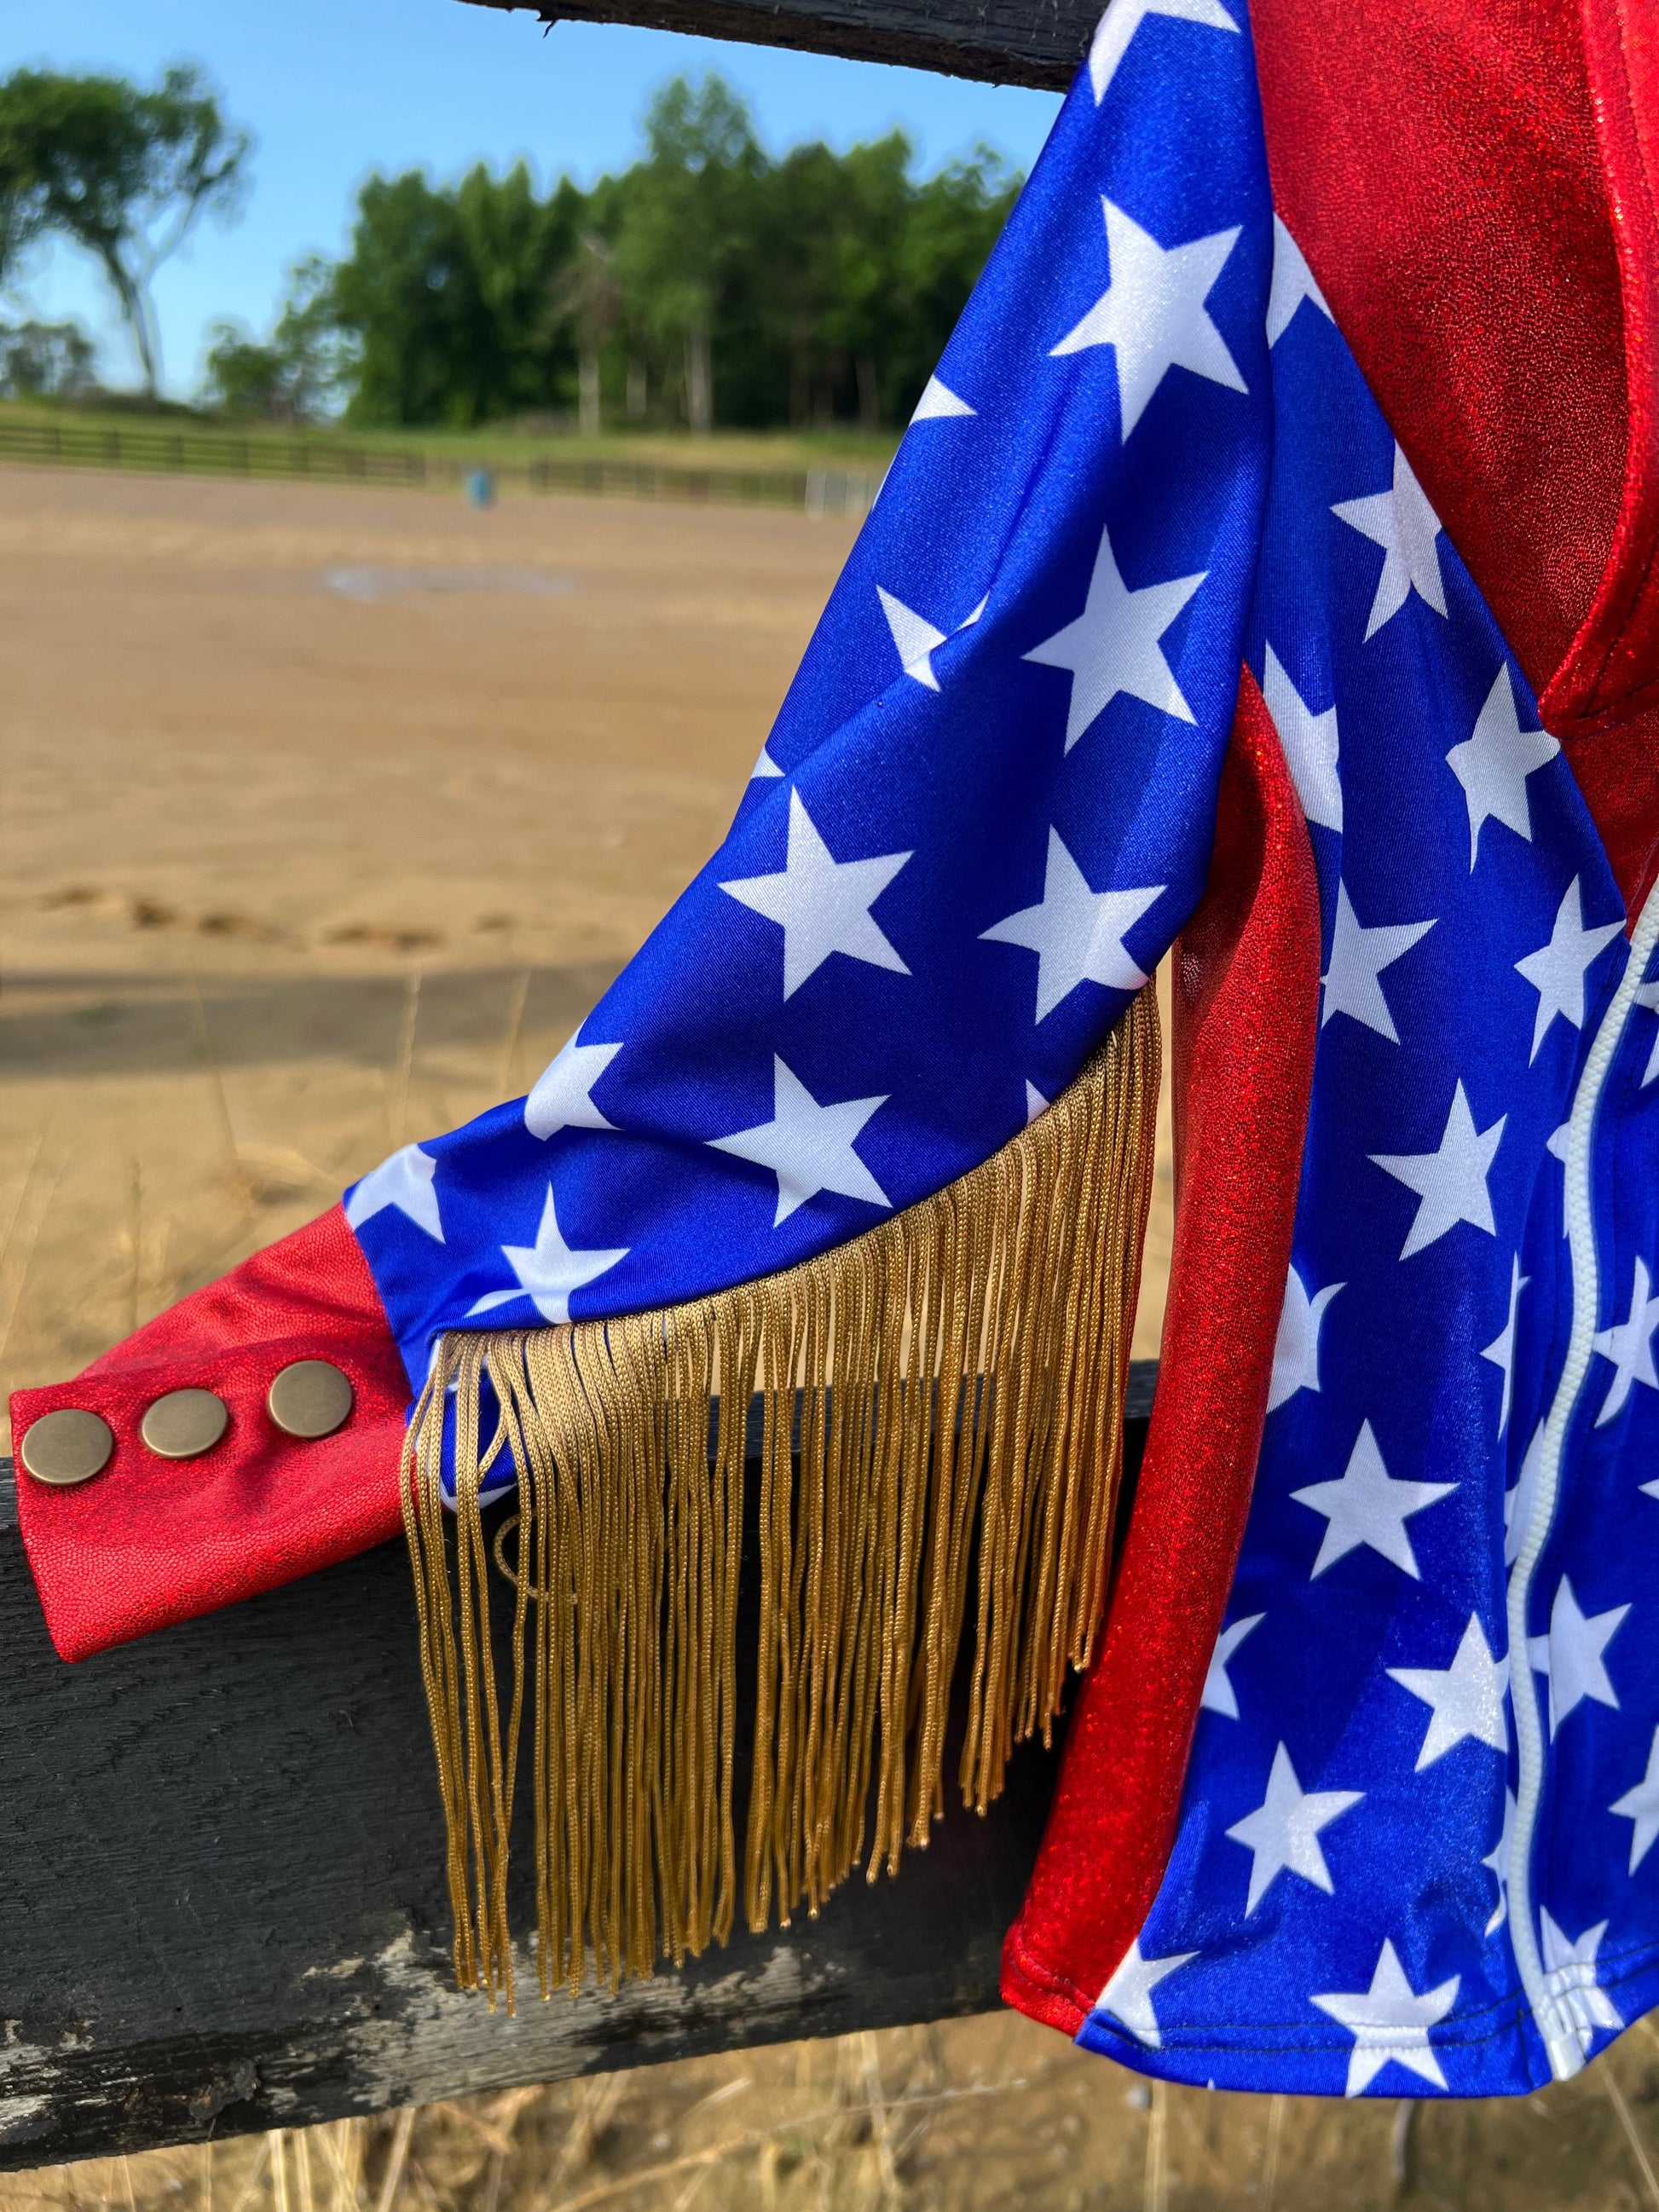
0, 465, 1653, 2210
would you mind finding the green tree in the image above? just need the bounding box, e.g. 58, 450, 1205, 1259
329, 164, 579, 428
0, 316, 95, 398
271, 253, 356, 417
199, 322, 280, 415
453, 159, 581, 414
251, 73, 1020, 437
329, 170, 480, 427
0, 64, 251, 396
558, 231, 621, 436
615, 75, 765, 432
826, 133, 911, 430
887, 145, 1020, 419
762, 139, 851, 427
200, 256, 351, 422
742, 123, 1016, 431
0, 123, 45, 290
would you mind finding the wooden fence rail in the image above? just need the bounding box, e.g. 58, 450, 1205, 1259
466, 0, 1095, 88
0, 417, 878, 517
0, 1363, 1154, 2169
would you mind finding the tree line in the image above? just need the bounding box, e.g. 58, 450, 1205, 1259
0, 63, 1020, 435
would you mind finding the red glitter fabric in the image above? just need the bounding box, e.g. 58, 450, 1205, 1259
10, 1207, 408, 1662
1252, 0, 1659, 912
1003, 673, 1322, 2035
1552, 0, 1659, 735
1547, 0, 1659, 910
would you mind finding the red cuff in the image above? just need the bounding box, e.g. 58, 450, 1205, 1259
9, 1206, 409, 1662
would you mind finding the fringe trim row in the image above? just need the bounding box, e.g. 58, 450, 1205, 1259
401, 984, 1159, 2007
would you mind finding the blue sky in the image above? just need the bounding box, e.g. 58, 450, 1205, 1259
0, 0, 1063, 400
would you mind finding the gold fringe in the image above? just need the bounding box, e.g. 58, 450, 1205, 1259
401, 983, 1159, 2006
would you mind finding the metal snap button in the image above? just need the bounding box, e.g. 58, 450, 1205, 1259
267, 1360, 354, 1441
141, 1388, 228, 1460
20, 1407, 114, 1487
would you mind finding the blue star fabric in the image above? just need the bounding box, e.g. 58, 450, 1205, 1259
345, 0, 1273, 1390
343, 0, 1659, 2099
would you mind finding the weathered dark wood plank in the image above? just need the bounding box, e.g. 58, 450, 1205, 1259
455, 0, 1092, 92
0, 1364, 1153, 2169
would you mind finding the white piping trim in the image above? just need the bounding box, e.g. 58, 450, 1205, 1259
1506, 876, 1659, 2080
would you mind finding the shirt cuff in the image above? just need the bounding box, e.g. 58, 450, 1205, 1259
8, 1205, 410, 1662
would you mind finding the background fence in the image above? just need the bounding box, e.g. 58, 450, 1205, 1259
0, 414, 880, 517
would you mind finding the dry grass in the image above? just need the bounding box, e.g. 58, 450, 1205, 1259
10, 2013, 1659, 2212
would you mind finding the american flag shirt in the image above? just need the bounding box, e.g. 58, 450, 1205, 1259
341, 0, 1659, 2097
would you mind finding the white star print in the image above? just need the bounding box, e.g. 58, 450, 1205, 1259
1610, 1727, 1659, 1875
466, 1184, 627, 1324
1514, 878, 1623, 1062
1483, 1788, 1516, 1935
1593, 1256, 1659, 1425
1481, 1254, 1528, 1438
1201, 1612, 1263, 1718
1025, 525, 1205, 747
1528, 1574, 1627, 1735
1369, 1081, 1504, 1261
1050, 199, 1245, 438
1266, 214, 1332, 345
1332, 444, 1448, 639
708, 1055, 889, 1227
1024, 1080, 1049, 1124
1505, 1423, 1546, 1568
1444, 666, 1560, 869
1225, 1741, 1362, 1914
1086, 0, 1237, 103
1312, 1941, 1460, 2097
1267, 1266, 1343, 1413
1095, 1938, 1198, 2048
1387, 1614, 1509, 1770
877, 586, 948, 689
876, 584, 986, 687
1291, 1420, 1454, 1580
720, 788, 910, 1000
1321, 884, 1435, 1044
1262, 644, 1341, 832
524, 1029, 623, 1140
750, 743, 783, 780
1540, 1912, 1623, 2053
910, 374, 974, 421
1637, 979, 1659, 1085
345, 1142, 444, 1243
980, 828, 1165, 1022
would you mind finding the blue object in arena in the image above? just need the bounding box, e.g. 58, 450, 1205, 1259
465, 466, 495, 510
